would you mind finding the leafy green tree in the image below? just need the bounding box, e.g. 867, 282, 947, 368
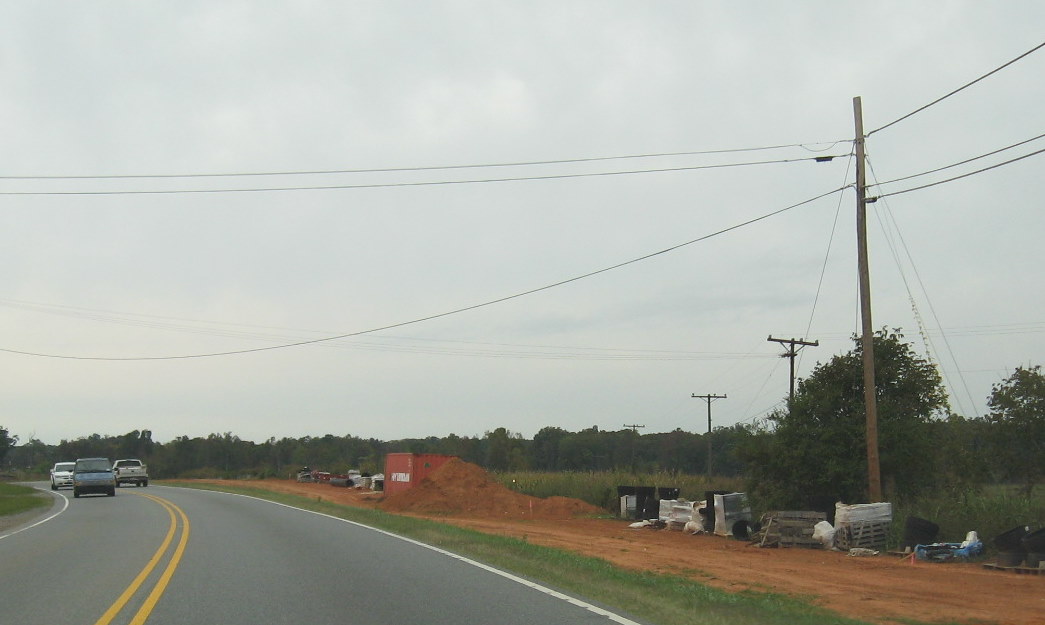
928, 414, 992, 493
986, 365, 1045, 495
0, 426, 16, 467
739, 329, 950, 509
484, 427, 528, 471
531, 426, 569, 470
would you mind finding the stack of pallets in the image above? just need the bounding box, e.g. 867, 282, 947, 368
836, 519, 890, 550
757, 511, 826, 548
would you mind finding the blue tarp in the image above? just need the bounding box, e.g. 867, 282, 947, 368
914, 540, 984, 562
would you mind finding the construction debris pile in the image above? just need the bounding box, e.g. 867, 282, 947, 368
626, 488, 899, 553
381, 458, 603, 520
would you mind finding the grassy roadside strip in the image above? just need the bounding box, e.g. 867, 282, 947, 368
166, 481, 890, 625
0, 483, 52, 516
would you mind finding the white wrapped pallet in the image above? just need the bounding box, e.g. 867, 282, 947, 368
834, 502, 892, 524
835, 502, 892, 550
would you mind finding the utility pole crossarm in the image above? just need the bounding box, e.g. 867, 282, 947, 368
767, 336, 819, 405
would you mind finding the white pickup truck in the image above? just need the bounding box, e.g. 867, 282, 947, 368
112, 458, 149, 487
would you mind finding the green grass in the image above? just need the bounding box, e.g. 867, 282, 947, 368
0, 482, 51, 516
167, 480, 886, 625
894, 484, 1045, 550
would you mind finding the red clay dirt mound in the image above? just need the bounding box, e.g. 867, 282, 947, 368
380, 458, 602, 520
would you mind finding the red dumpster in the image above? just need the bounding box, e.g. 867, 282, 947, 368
383, 453, 455, 495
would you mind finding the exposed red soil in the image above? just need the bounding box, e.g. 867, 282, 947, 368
198, 461, 1044, 625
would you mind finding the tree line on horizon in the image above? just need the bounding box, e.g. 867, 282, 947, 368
1, 423, 754, 481
3, 331, 1041, 505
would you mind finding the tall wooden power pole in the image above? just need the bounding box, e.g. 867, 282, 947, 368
691, 393, 726, 483
767, 336, 819, 406
854, 96, 882, 502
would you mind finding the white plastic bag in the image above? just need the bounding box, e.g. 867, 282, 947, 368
812, 520, 836, 548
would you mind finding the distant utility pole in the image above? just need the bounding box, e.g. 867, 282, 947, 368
854, 95, 882, 502
767, 336, 819, 406
623, 424, 645, 470
691, 393, 726, 483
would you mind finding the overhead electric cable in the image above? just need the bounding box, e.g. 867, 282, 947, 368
0, 298, 773, 361
0, 154, 849, 196
871, 146, 1045, 200
0, 185, 848, 361
871, 132, 1045, 187
800, 149, 855, 373
0, 141, 848, 180
0, 297, 765, 360
869, 40, 1045, 136
867, 156, 980, 416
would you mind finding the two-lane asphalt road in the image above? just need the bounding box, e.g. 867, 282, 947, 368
1, 484, 650, 625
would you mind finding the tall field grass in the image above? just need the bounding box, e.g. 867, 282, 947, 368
495, 471, 1045, 551
494, 470, 744, 512
894, 485, 1045, 547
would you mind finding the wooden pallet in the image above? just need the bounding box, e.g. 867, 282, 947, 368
982, 563, 1045, 575
756, 511, 826, 548
837, 519, 890, 550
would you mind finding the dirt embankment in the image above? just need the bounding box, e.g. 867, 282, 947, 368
202, 460, 1044, 625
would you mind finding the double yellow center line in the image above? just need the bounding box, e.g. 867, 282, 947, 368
93, 493, 191, 625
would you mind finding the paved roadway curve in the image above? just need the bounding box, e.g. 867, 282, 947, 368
1, 484, 651, 625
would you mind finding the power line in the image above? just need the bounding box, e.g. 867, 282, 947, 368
869, 40, 1045, 136
0, 154, 848, 196
869, 146, 1045, 200
870, 132, 1045, 187
0, 141, 849, 180
868, 156, 979, 417
0, 185, 848, 361
800, 150, 854, 373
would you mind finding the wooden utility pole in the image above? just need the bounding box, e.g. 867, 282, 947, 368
767, 336, 819, 406
854, 96, 882, 502
691, 393, 726, 483
623, 424, 645, 470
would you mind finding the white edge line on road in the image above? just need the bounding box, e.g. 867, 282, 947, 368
0, 487, 70, 540
181, 487, 645, 625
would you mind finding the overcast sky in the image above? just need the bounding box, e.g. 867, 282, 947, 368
2, 2, 1043, 446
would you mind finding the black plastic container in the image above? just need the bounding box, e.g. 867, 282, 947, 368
993, 525, 1030, 551
657, 487, 680, 500
617, 485, 657, 520
1020, 527, 1045, 552
1021, 527, 1045, 568
994, 525, 1030, 567
901, 516, 940, 549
